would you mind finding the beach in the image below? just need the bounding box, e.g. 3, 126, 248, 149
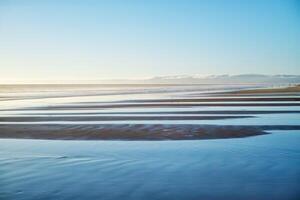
225, 84, 300, 95
0, 84, 300, 140
1, 84, 300, 200
2, 0, 299, 199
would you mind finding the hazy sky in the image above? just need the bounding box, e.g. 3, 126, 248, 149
0, 0, 299, 81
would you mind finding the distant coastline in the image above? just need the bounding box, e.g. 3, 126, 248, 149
225, 84, 300, 95
1, 74, 300, 85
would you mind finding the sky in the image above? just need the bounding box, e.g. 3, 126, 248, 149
0, 0, 300, 82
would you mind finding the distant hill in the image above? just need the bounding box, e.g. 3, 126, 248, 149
95, 74, 300, 85
3, 74, 300, 85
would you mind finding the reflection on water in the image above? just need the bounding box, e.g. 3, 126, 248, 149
0, 84, 255, 109
1, 84, 300, 126
1, 84, 300, 127
1, 84, 300, 199
1, 131, 300, 200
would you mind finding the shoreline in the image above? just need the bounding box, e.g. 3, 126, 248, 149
0, 124, 300, 140
224, 85, 300, 95
1, 84, 299, 141
2, 102, 300, 111
0, 115, 252, 122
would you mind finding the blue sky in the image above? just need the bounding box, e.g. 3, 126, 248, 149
0, 0, 299, 81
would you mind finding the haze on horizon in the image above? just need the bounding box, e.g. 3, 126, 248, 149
0, 0, 300, 83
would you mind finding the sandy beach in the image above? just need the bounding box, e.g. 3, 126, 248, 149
1, 124, 300, 140
0, 84, 300, 140
224, 85, 300, 95
0, 115, 252, 122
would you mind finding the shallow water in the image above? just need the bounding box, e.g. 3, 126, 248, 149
1, 131, 300, 200
1, 84, 300, 126
1, 84, 300, 199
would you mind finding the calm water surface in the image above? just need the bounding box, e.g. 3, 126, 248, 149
1, 84, 300, 199
1, 131, 300, 200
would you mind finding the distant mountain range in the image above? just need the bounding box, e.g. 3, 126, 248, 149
3, 74, 300, 84
95, 74, 300, 85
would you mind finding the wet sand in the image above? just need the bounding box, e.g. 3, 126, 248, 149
1, 84, 300, 140
107, 97, 300, 103
21, 110, 300, 115
225, 85, 300, 95
0, 115, 252, 122
2, 102, 300, 111
1, 124, 300, 140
